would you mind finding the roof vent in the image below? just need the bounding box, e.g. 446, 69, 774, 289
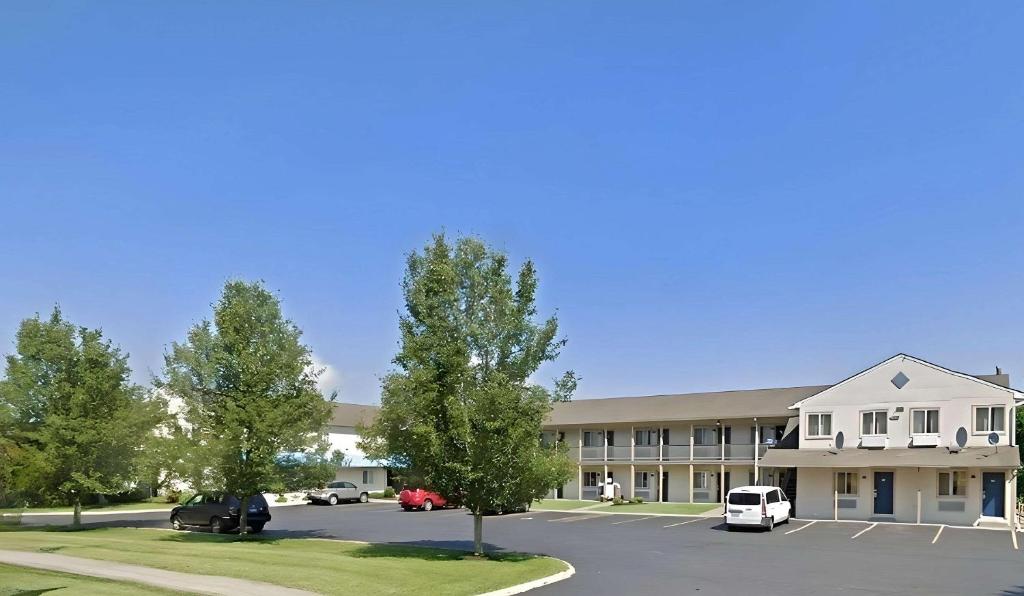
891, 372, 910, 389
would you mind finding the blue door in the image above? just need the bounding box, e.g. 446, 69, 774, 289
982, 473, 1005, 517
873, 472, 893, 515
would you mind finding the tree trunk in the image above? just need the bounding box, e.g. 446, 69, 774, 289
239, 494, 249, 536
72, 494, 81, 529
473, 512, 483, 556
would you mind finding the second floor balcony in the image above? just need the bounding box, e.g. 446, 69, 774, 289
573, 441, 769, 463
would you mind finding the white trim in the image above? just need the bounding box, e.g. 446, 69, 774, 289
478, 559, 576, 596
805, 412, 833, 439
789, 354, 1023, 410
859, 409, 888, 437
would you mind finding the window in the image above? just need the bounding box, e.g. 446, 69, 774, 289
693, 471, 708, 489
635, 429, 657, 446
974, 406, 1006, 434
328, 481, 343, 489
806, 413, 832, 438
835, 472, 858, 496
861, 411, 888, 436
634, 472, 650, 489
583, 431, 601, 447
938, 470, 967, 497
729, 492, 760, 505
766, 490, 780, 504
693, 427, 716, 445
583, 472, 600, 487
911, 409, 939, 434
362, 471, 374, 485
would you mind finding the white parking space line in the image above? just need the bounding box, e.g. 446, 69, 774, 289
785, 520, 816, 535
851, 522, 877, 540
664, 517, 709, 528
610, 516, 659, 525
931, 525, 945, 544
548, 513, 605, 523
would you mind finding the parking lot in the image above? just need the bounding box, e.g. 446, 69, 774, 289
18, 503, 1024, 595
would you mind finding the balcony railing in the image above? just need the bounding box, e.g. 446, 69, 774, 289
572, 441, 771, 463
663, 445, 691, 460
633, 445, 659, 460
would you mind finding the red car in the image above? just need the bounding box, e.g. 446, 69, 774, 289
399, 488, 448, 511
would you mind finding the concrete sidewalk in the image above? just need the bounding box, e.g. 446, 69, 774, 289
0, 549, 315, 596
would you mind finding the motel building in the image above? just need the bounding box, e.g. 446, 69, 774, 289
542, 354, 1022, 528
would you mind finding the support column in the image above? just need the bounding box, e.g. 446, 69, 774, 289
834, 489, 838, 521
658, 464, 664, 502
689, 424, 695, 463
630, 425, 635, 462
629, 464, 635, 499
603, 464, 609, 500
720, 463, 726, 504
659, 427, 663, 461
603, 428, 608, 462
688, 464, 694, 503
753, 417, 759, 484
577, 465, 582, 500
916, 489, 922, 524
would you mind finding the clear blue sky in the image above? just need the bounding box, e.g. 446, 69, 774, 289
2, 3, 1022, 404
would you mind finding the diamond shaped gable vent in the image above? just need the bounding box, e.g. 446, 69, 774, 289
891, 372, 910, 389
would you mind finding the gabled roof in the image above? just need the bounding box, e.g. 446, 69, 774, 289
545, 385, 830, 426
789, 353, 1023, 410
330, 402, 379, 427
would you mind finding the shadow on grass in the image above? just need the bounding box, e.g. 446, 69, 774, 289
353, 541, 534, 563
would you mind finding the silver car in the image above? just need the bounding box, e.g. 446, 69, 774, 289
307, 481, 369, 505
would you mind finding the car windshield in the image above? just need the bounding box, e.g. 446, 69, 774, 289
728, 492, 762, 506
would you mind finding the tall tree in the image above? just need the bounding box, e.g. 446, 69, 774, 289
0, 308, 162, 526
160, 280, 332, 534
362, 234, 576, 555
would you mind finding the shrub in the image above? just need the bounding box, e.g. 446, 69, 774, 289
275, 495, 288, 503
631, 496, 644, 504
611, 496, 626, 505
383, 486, 395, 498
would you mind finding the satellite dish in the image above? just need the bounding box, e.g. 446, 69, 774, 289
835, 431, 845, 450
987, 432, 999, 446
955, 427, 968, 448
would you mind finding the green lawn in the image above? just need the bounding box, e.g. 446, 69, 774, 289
607, 502, 720, 515
531, 499, 602, 511
0, 501, 175, 515
0, 563, 177, 595
0, 527, 567, 595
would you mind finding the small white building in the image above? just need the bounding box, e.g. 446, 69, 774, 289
328, 403, 389, 493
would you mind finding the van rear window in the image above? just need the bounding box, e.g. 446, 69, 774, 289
728, 493, 761, 506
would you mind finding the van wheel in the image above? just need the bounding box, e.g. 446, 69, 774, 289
171, 515, 184, 531
423, 499, 433, 512
210, 517, 224, 534
359, 493, 368, 503
328, 494, 338, 506
766, 517, 775, 532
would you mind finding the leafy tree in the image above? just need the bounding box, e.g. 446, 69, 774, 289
270, 449, 347, 493
361, 234, 576, 555
160, 280, 332, 534
0, 308, 162, 526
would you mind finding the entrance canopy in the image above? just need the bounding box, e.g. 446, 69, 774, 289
760, 447, 1019, 469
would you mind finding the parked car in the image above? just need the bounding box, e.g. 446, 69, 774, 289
399, 488, 448, 511
307, 481, 370, 505
724, 485, 791, 531
170, 493, 271, 534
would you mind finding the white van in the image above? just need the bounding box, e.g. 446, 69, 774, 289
725, 486, 791, 531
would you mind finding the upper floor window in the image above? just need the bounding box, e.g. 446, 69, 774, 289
635, 429, 657, 446
806, 413, 832, 438
911, 409, 939, 434
974, 405, 1006, 434
861, 410, 888, 436
582, 431, 601, 447
938, 470, 966, 497
693, 427, 716, 445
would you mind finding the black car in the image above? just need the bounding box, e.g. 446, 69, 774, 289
170, 493, 271, 533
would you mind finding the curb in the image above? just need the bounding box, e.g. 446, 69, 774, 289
477, 558, 575, 596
